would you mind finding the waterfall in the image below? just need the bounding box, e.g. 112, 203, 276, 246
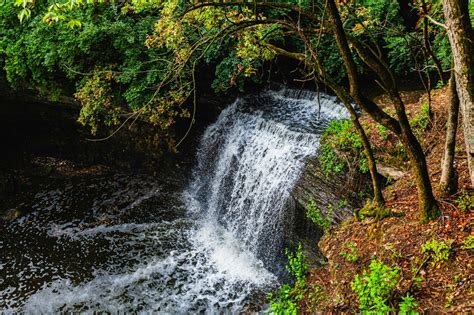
3, 87, 350, 313
186, 87, 349, 267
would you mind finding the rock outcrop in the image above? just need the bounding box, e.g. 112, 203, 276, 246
287, 157, 372, 265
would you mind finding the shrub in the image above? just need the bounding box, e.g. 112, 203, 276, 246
456, 191, 474, 213
410, 102, 430, 131
377, 124, 389, 140
351, 259, 400, 313
398, 294, 419, 315
267, 284, 299, 315
319, 119, 368, 176
337, 199, 348, 208
268, 244, 308, 314
285, 244, 309, 285
461, 235, 474, 250
306, 198, 332, 232
421, 238, 453, 266
340, 241, 359, 263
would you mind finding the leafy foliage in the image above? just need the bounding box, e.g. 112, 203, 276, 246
0, 2, 192, 134
456, 191, 474, 213
268, 244, 308, 314
351, 259, 400, 313
339, 241, 359, 263
285, 244, 309, 285
461, 235, 474, 250
306, 198, 332, 232
410, 102, 431, 131
2, 0, 453, 138
398, 294, 419, 315
421, 238, 453, 266
75, 68, 120, 134
319, 119, 368, 176
267, 283, 299, 315
377, 124, 389, 140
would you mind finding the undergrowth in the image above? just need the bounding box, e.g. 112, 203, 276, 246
351, 258, 419, 313
456, 191, 474, 212
268, 244, 309, 315
319, 119, 368, 176
421, 238, 453, 266
339, 241, 359, 263
409, 102, 431, 132
306, 198, 333, 232
461, 235, 474, 250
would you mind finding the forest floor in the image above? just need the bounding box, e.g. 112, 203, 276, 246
300, 87, 474, 313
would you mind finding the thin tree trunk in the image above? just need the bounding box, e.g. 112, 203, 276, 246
349, 108, 386, 207
326, 0, 440, 221
264, 40, 385, 206
389, 90, 440, 221
421, 0, 445, 83
323, 80, 385, 207
442, 0, 474, 187
440, 70, 460, 195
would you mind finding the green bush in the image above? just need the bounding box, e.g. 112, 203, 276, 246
351, 259, 400, 313
268, 244, 308, 314
340, 241, 359, 263
285, 244, 309, 285
377, 124, 389, 140
456, 191, 474, 213
267, 284, 299, 315
410, 103, 430, 131
461, 235, 474, 250
398, 294, 419, 315
319, 119, 368, 176
306, 198, 332, 232
421, 238, 453, 266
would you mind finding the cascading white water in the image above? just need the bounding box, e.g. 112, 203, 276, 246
1, 87, 349, 313
186, 88, 349, 267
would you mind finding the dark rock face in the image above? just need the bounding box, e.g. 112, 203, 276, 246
287, 157, 372, 265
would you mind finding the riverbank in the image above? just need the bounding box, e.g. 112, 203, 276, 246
299, 87, 473, 312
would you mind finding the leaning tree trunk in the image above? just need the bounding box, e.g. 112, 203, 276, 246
326, 0, 439, 220
442, 0, 474, 186
440, 70, 460, 195
390, 91, 440, 221
323, 80, 386, 207
348, 107, 385, 207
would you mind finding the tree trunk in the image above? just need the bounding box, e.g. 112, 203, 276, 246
389, 91, 440, 221
442, 0, 474, 186
323, 0, 385, 207
326, 0, 440, 221
263, 40, 386, 207
440, 70, 460, 195
323, 80, 386, 207
421, 0, 445, 83
350, 111, 386, 207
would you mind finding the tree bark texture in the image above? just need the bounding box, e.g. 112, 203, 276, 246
440, 70, 460, 195
442, 0, 474, 186
327, 0, 440, 221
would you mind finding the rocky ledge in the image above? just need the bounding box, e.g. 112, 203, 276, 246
287, 157, 372, 264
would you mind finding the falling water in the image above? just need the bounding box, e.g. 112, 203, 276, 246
186, 88, 349, 268
1, 87, 348, 313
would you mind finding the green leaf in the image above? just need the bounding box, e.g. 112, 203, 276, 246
67, 19, 83, 29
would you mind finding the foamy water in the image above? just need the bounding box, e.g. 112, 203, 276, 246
1, 87, 348, 312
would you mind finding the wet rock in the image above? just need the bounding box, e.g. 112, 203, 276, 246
288, 157, 371, 264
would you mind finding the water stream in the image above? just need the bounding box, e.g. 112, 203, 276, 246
1, 88, 348, 312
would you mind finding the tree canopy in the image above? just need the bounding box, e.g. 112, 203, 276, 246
2, 0, 473, 221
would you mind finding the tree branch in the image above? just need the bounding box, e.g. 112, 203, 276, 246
424, 14, 448, 29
